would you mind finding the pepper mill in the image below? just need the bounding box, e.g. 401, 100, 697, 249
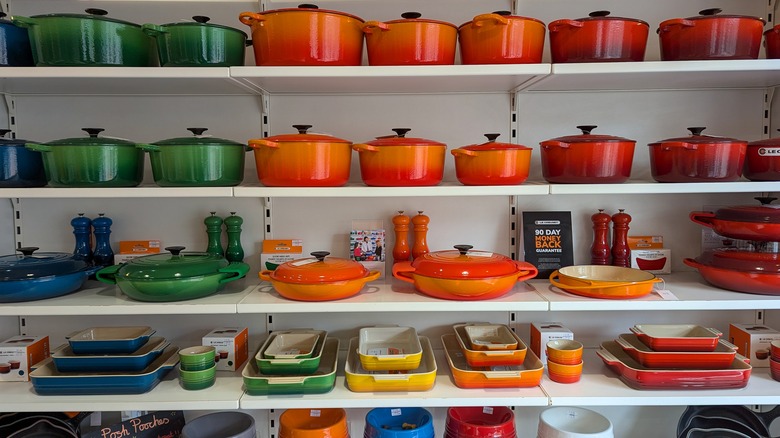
411, 211, 430, 260
392, 211, 411, 263
204, 212, 224, 257
92, 213, 114, 266
590, 209, 611, 265
611, 209, 632, 268
71, 213, 93, 262
224, 212, 244, 263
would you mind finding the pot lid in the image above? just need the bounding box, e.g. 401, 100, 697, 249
711, 197, 780, 223
385, 12, 456, 29
115, 246, 229, 280
364, 128, 446, 147
31, 8, 143, 27
0, 247, 91, 281
410, 245, 523, 279
650, 127, 747, 145
543, 125, 634, 143
697, 249, 780, 274
262, 4, 364, 23
459, 133, 532, 151
45, 128, 137, 147
160, 16, 248, 35
459, 11, 545, 29
0, 129, 27, 146
568, 10, 648, 25
748, 129, 780, 147
264, 125, 351, 143
153, 128, 246, 147
271, 251, 369, 284
672, 8, 765, 23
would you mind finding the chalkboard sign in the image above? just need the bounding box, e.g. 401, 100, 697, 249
82, 411, 185, 438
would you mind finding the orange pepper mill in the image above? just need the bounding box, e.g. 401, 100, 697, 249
411, 210, 430, 260
392, 211, 411, 263
611, 209, 632, 267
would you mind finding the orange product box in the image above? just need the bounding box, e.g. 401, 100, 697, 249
628, 236, 664, 249
530, 322, 573, 365
202, 327, 248, 371
729, 323, 780, 368
119, 240, 161, 254
0, 335, 50, 381
261, 239, 303, 271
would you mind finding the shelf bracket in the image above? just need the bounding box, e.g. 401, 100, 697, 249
769, 0, 777, 26
260, 90, 270, 139
262, 197, 273, 240
268, 409, 279, 438
11, 197, 23, 249
755, 309, 766, 325
258, 0, 268, 12
508, 196, 518, 260
3, 94, 17, 134
764, 87, 776, 137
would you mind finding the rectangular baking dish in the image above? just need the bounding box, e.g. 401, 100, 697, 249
52, 336, 169, 372
256, 329, 327, 375
67, 326, 156, 355
630, 324, 722, 352
453, 323, 527, 367
263, 331, 320, 359
463, 324, 519, 351
442, 334, 542, 389
616, 333, 737, 369
358, 326, 422, 371
346, 336, 435, 392
243, 338, 338, 396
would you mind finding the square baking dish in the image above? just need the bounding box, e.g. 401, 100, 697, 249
358, 326, 422, 371
346, 336, 435, 392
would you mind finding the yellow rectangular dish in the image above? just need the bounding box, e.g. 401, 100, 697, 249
346, 336, 435, 392
358, 326, 422, 371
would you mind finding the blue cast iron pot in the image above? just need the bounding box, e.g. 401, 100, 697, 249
0, 129, 45, 187
0, 247, 100, 302
0, 12, 34, 66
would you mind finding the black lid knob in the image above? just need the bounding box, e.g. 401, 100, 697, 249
293, 124, 312, 134
687, 127, 706, 136
187, 128, 208, 136
0, 129, 11, 138
484, 133, 500, 142
165, 246, 185, 256
17, 247, 39, 256
755, 196, 777, 205
401, 12, 422, 19
699, 8, 722, 16
192, 16, 210, 23
85, 8, 108, 16
589, 11, 611, 17
0, 13, 6, 19
576, 125, 597, 135
311, 251, 330, 261
298, 4, 318, 9
492, 11, 512, 16
392, 128, 412, 137
82, 128, 105, 138
454, 244, 473, 255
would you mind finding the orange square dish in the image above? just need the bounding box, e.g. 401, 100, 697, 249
442, 334, 542, 388
453, 323, 527, 367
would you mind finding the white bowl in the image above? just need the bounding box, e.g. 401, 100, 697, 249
538, 407, 613, 438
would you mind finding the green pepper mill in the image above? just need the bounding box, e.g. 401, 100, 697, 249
205, 212, 224, 257
224, 212, 244, 263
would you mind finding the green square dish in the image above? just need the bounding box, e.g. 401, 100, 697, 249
255, 329, 327, 375
243, 337, 338, 395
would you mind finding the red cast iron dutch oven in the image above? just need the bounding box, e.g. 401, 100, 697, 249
363, 12, 457, 65
239, 4, 364, 66
392, 244, 538, 300
248, 125, 352, 187
539, 125, 636, 183
458, 11, 545, 64
745, 130, 780, 181
548, 11, 649, 63
765, 25, 780, 58
451, 133, 532, 185
685, 248, 780, 295
690, 196, 780, 242
658, 8, 765, 61
648, 127, 747, 183
352, 128, 446, 186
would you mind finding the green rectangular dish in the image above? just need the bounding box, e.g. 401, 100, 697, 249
243, 337, 338, 395
255, 329, 327, 375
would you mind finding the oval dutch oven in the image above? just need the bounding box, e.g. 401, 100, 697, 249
690, 197, 780, 242
0, 247, 100, 303
0, 129, 45, 187
248, 125, 352, 187
25, 128, 144, 187
352, 128, 446, 186
0, 12, 34, 66
96, 246, 250, 302
458, 11, 545, 65
744, 130, 780, 181
648, 127, 747, 183
138, 128, 247, 187
548, 11, 648, 63
363, 12, 457, 65
142, 16, 248, 67
685, 249, 780, 295
540, 125, 635, 183
658, 8, 765, 61
451, 133, 532, 185
11, 9, 155, 66
239, 4, 364, 66
259, 251, 381, 301
392, 244, 538, 300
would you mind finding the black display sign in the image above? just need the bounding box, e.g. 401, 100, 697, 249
522, 211, 574, 278
82, 411, 185, 438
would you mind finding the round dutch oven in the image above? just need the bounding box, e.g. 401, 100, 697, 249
352, 128, 446, 186
0, 12, 33, 66
248, 124, 352, 187
690, 197, 780, 242
451, 133, 532, 185
96, 246, 250, 302
259, 251, 381, 301
458, 11, 545, 65
392, 244, 539, 300
0, 247, 101, 303
685, 249, 780, 295
11, 9, 155, 66
765, 25, 780, 58
137, 128, 248, 187
539, 125, 636, 183
648, 127, 747, 183
142, 16, 248, 67
363, 12, 457, 65
0, 129, 45, 187
239, 5, 364, 66
745, 130, 780, 181
548, 11, 648, 63
658, 8, 765, 61
25, 128, 144, 187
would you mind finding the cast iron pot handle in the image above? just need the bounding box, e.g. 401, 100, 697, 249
298, 4, 319, 9
472, 12, 509, 27
96, 264, 120, 284
188, 127, 208, 136
392, 128, 411, 137
16, 247, 39, 256
0, 129, 10, 138
577, 125, 597, 135
401, 12, 422, 19
136, 143, 160, 152
589, 11, 611, 17
454, 244, 473, 255
166, 246, 186, 256
311, 251, 330, 261
192, 16, 211, 23
142, 23, 167, 36
83, 128, 105, 138
218, 262, 251, 284
687, 127, 706, 136
293, 124, 312, 134
699, 8, 722, 16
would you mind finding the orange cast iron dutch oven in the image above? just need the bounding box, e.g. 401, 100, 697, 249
648, 127, 747, 183
239, 4, 364, 66
451, 133, 532, 185
352, 128, 446, 186
690, 197, 780, 242
363, 12, 457, 65
548, 11, 648, 63
392, 244, 538, 300
260, 251, 381, 301
458, 11, 545, 64
248, 125, 352, 187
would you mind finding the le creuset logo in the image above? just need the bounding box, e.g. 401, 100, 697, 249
759, 147, 780, 156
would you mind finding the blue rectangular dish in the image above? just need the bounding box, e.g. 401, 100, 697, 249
67, 326, 156, 354
52, 337, 169, 372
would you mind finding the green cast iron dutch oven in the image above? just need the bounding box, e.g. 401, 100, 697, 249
142, 16, 248, 67
25, 128, 144, 187
137, 128, 248, 187
96, 246, 250, 302
11, 8, 155, 67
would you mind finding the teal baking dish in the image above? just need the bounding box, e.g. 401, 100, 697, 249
52, 337, 169, 372
256, 329, 327, 375
243, 337, 338, 395
67, 326, 156, 354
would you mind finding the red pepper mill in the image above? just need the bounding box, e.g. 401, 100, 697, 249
590, 209, 611, 265
392, 211, 411, 263
611, 209, 632, 267
411, 211, 430, 260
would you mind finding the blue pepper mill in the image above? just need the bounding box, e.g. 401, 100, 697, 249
92, 213, 114, 266
71, 213, 92, 262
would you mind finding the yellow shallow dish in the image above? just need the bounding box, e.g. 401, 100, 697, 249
549, 265, 661, 299
357, 326, 422, 371
442, 334, 543, 389
345, 336, 436, 392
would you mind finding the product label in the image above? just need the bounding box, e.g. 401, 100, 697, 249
522, 212, 574, 278
82, 411, 185, 438
758, 147, 780, 156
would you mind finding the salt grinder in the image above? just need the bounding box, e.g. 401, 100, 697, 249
590, 209, 611, 265
71, 213, 92, 262
92, 213, 114, 266
224, 212, 244, 263
392, 211, 411, 263
411, 211, 430, 260
205, 212, 224, 257
611, 209, 632, 268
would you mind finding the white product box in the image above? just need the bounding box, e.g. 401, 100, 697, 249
630, 249, 672, 274
0, 335, 50, 382
530, 322, 574, 364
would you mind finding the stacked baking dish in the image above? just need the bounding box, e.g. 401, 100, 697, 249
442, 323, 542, 388
30, 326, 179, 395
243, 329, 338, 395
345, 326, 435, 392
596, 324, 751, 390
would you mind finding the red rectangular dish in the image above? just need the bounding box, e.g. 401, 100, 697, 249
616, 334, 737, 369
630, 324, 722, 352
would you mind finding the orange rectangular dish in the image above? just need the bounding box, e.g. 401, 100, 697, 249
442, 334, 543, 388
453, 323, 527, 367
